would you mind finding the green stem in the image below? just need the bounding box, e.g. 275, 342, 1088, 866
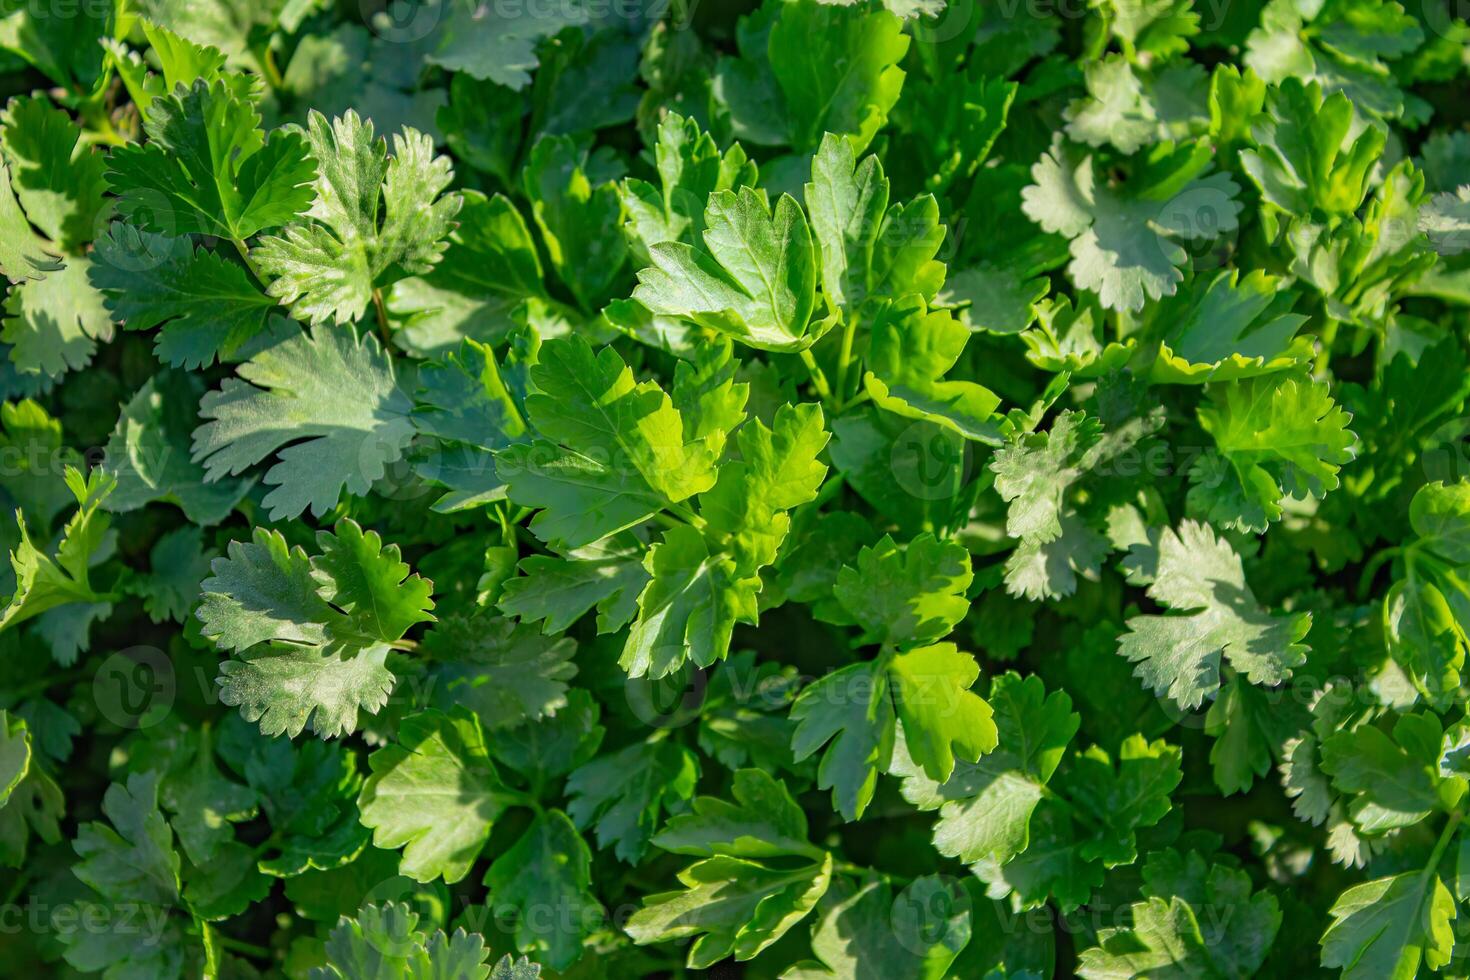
371, 287, 393, 347
229, 237, 269, 286
1356, 545, 1404, 600
1425, 810, 1463, 879
832, 314, 860, 411
215, 935, 272, 961
259, 45, 285, 90
667, 502, 704, 528
832, 860, 906, 885
798, 349, 834, 402
1314, 317, 1341, 376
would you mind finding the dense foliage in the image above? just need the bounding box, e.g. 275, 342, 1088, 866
0, 0, 1468, 976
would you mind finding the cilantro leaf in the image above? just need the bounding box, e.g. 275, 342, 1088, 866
1078, 848, 1282, 978
566, 740, 698, 863
1118, 521, 1311, 710
313, 902, 498, 979
199, 520, 433, 738
484, 809, 601, 971
253, 110, 461, 325
108, 77, 316, 240
633, 185, 819, 351
91, 225, 276, 369
1022, 137, 1241, 311
1190, 374, 1357, 532
192, 325, 415, 520
359, 708, 514, 884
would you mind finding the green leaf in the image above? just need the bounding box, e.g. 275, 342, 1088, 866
1321, 871, 1456, 980
359, 709, 514, 884
655, 769, 820, 860
388, 192, 545, 357
71, 771, 179, 908
1022, 138, 1241, 312
131, 525, 214, 623
0, 158, 60, 283
626, 852, 833, 969
619, 112, 759, 258
894, 672, 1077, 866
1421, 186, 1470, 256
107, 77, 316, 240
634, 186, 819, 351
90, 225, 276, 369
498, 537, 648, 635
522, 135, 628, 313
1240, 80, 1385, 219
1117, 521, 1311, 710
192, 325, 415, 520
791, 660, 895, 822
566, 740, 698, 863
863, 300, 1003, 443
1320, 714, 1447, 833
620, 523, 744, 679
312, 901, 496, 979
253, 110, 461, 325
1, 257, 113, 379
63, 772, 188, 976
1062, 735, 1184, 867
199, 520, 431, 654
0, 710, 29, 807
1078, 848, 1282, 978
0, 94, 109, 251
716, 1, 908, 154
1147, 269, 1312, 384
421, 615, 576, 731
782, 874, 972, 980
200, 520, 432, 738
0, 467, 115, 638
888, 644, 998, 784
427, 1, 590, 90
488, 689, 603, 783
1382, 482, 1470, 706
1190, 373, 1357, 532
500, 335, 717, 548
103, 369, 253, 524
832, 533, 972, 649
158, 726, 257, 867
483, 809, 601, 971
0, 713, 63, 868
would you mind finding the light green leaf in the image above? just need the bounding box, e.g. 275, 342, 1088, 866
626, 852, 833, 970
192, 325, 415, 520
359, 709, 514, 884
253, 110, 461, 326
1117, 521, 1311, 710
634, 186, 819, 351
1, 257, 113, 379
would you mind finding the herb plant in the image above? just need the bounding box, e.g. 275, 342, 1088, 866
1, 0, 1469, 977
